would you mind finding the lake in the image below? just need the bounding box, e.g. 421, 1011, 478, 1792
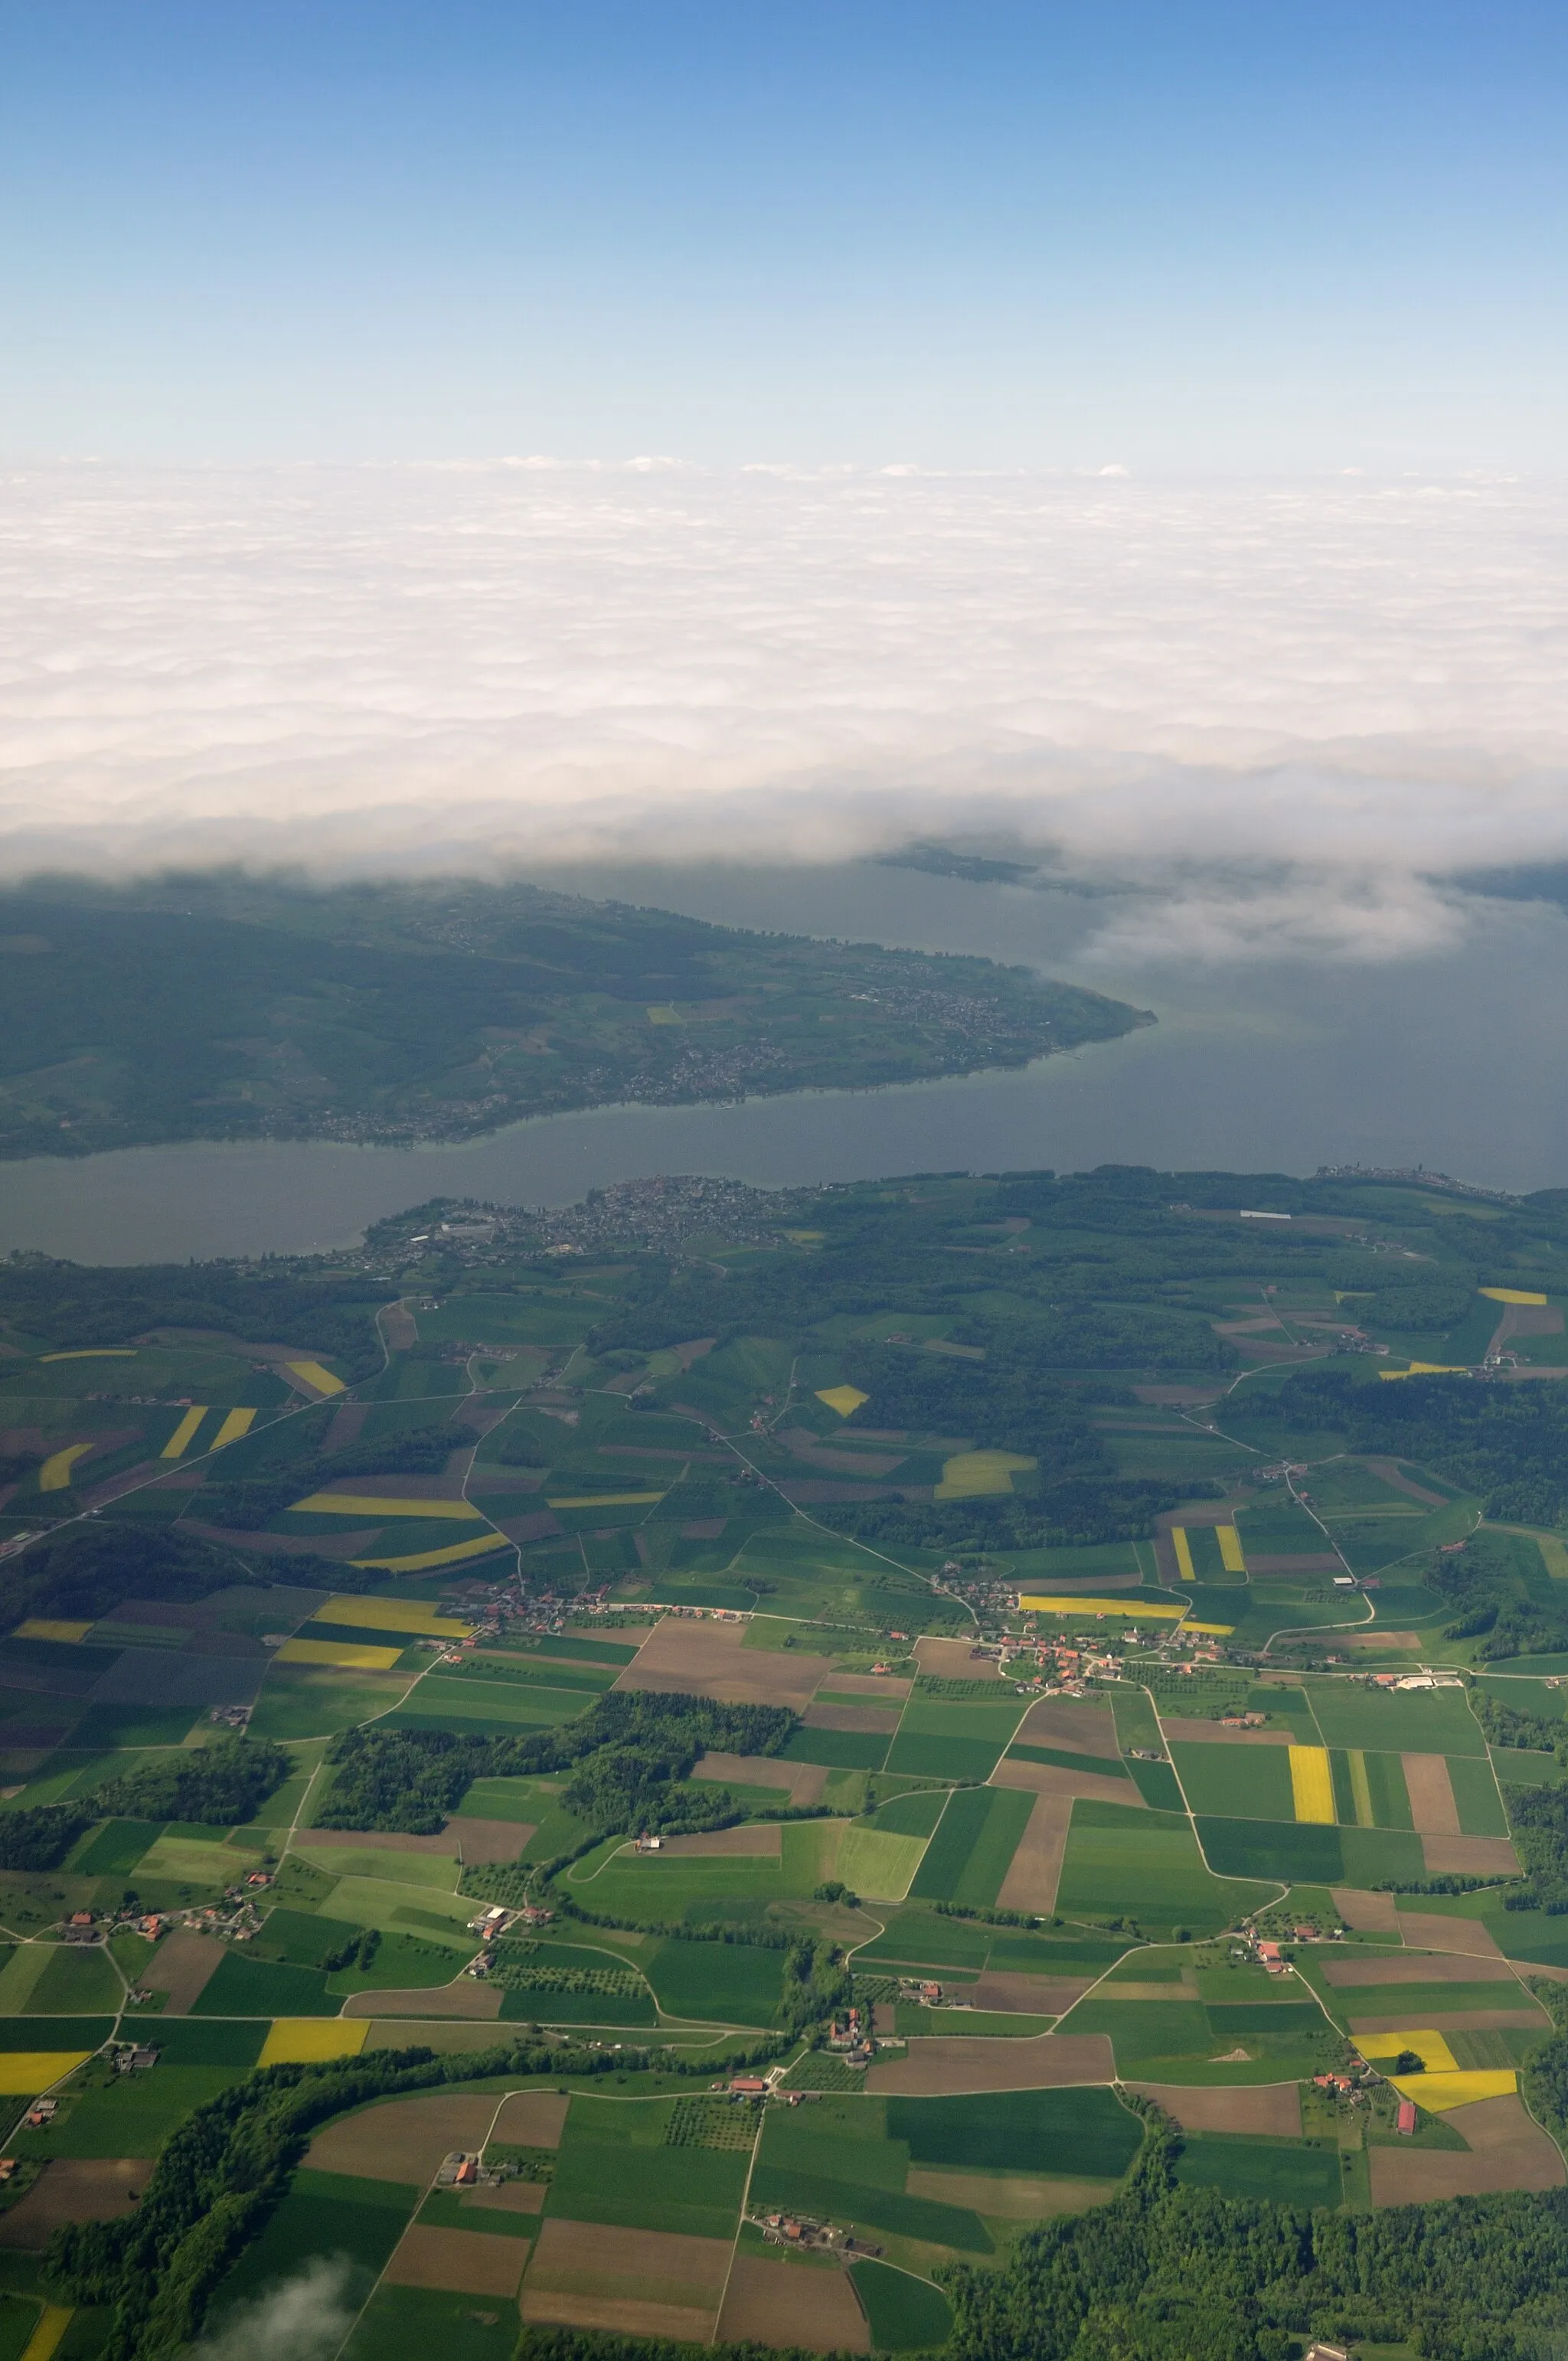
4, 861, 1566, 1262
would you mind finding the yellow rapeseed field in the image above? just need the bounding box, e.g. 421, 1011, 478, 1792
1289, 1745, 1336, 1824
258, 2020, 369, 2066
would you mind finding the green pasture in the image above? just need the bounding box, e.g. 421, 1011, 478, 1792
210, 2167, 419, 2320
645, 1937, 788, 2025
1172, 2132, 1342, 2209
248, 1670, 410, 1742
565, 1820, 833, 1922
1057, 1802, 1274, 1933
867, 1789, 949, 1837
908, 1787, 1033, 1909
1170, 1744, 1295, 1821
346, 2284, 518, 2361
849, 2259, 956, 2353
12, 2065, 247, 2158
191, 1951, 336, 2016
1308, 1685, 1485, 1757
550, 2095, 749, 2237
23, 1948, 121, 2015
888, 2087, 1140, 2178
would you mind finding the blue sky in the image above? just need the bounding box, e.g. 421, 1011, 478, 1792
2, 0, 1565, 466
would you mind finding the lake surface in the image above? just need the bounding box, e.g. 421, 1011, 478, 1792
5, 863, 1567, 1262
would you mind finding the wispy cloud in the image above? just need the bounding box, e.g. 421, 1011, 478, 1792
191, 2255, 358, 2361
2, 462, 1563, 959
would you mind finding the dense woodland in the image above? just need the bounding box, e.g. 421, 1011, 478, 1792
318, 1693, 795, 1835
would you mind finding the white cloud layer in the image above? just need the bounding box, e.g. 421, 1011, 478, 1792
2, 462, 1565, 960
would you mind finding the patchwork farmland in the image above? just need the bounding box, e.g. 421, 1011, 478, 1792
5, 1167, 1568, 2358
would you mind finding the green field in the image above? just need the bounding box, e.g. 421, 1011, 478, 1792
550, 2095, 750, 2237
1171, 1744, 1295, 1821
645, 1937, 788, 2024
208, 2167, 420, 2320
1172, 2132, 1343, 2209
850, 2260, 956, 2352
908, 1786, 1033, 1907
1308, 1685, 1485, 1756
13, 2065, 247, 2158
1057, 1803, 1273, 1932
347, 2284, 518, 2361
887, 2088, 1141, 2178
191, 1951, 337, 2016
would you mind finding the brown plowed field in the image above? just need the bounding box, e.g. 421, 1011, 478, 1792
143, 1929, 226, 2014
1349, 2009, 1546, 2036
969, 1972, 1094, 2013
1401, 1755, 1461, 1835
802, 1704, 899, 1732
1129, 2082, 1302, 2134
1161, 1719, 1294, 1745
914, 1636, 1001, 1680
0, 2159, 153, 2246
307, 2093, 500, 2183
1323, 1951, 1516, 1987
616, 1619, 828, 1707
1393, 1912, 1504, 1958
1330, 1889, 1401, 1935
344, 1983, 501, 2019
522, 2217, 730, 2341
362, 2021, 507, 2052
462, 2180, 545, 2215
298, 1827, 459, 1856
693, 1751, 795, 1788
448, 1814, 537, 1864
991, 1758, 1145, 1809
384, 2223, 528, 2297
865, 2032, 1113, 2094
1421, 1835, 1519, 1874
823, 1674, 913, 1701
995, 1794, 1073, 1915
521, 2291, 716, 2341
1013, 1696, 1120, 1757
651, 1824, 782, 1856
717, 2254, 869, 2353
1370, 2094, 1565, 2203
492, 2091, 571, 2147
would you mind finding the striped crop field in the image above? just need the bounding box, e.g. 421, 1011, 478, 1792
321, 1596, 472, 1638
349, 1533, 512, 1572
162, 1405, 208, 1458
290, 1493, 484, 1519
1289, 1746, 1336, 1824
